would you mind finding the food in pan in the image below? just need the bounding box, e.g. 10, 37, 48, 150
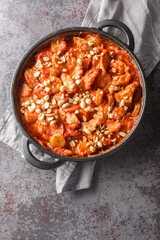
19, 32, 142, 157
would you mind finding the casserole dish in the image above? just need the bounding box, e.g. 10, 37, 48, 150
11, 19, 146, 169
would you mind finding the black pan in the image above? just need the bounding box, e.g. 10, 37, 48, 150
11, 19, 146, 170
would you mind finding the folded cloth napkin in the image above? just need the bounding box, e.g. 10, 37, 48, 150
0, 0, 160, 193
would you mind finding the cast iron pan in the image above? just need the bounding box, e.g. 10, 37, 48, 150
11, 19, 146, 170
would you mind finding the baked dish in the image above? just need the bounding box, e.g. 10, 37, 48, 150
19, 32, 142, 157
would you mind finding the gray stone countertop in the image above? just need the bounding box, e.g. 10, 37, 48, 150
0, 0, 160, 239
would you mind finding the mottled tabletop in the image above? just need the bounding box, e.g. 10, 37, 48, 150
0, 0, 160, 240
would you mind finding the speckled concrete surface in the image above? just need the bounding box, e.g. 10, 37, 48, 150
0, 0, 160, 239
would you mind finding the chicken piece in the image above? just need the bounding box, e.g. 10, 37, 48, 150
85, 34, 102, 46
82, 118, 97, 133
24, 69, 40, 88
110, 60, 128, 75
49, 76, 63, 94
51, 40, 67, 54
77, 142, 92, 156
92, 55, 100, 69
53, 148, 73, 156
35, 50, 51, 64
122, 114, 134, 132
64, 126, 81, 137
97, 73, 112, 90
107, 120, 122, 133
19, 83, 32, 97
114, 82, 139, 104
60, 73, 77, 93
132, 102, 141, 117
65, 53, 77, 72
92, 49, 110, 74
100, 50, 111, 74
63, 104, 80, 113
24, 111, 37, 123
77, 109, 90, 122
53, 92, 68, 103
112, 74, 131, 86
73, 37, 88, 48
82, 104, 108, 133
95, 104, 108, 125
32, 87, 46, 99
72, 63, 83, 77
49, 123, 64, 136
83, 68, 100, 90
95, 89, 104, 105
39, 68, 51, 82
38, 120, 48, 134
73, 37, 92, 52
50, 134, 66, 148
66, 113, 80, 129
112, 106, 127, 120
107, 93, 115, 107
81, 58, 91, 70
50, 66, 62, 77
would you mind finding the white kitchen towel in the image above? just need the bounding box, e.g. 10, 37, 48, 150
0, 0, 160, 193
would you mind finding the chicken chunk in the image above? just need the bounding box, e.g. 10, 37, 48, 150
60, 73, 77, 93
83, 68, 100, 90
66, 113, 80, 129
112, 74, 131, 86
24, 69, 39, 88
115, 82, 139, 104
107, 120, 122, 133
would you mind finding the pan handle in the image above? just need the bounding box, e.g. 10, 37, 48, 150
95, 19, 135, 51
22, 136, 65, 170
